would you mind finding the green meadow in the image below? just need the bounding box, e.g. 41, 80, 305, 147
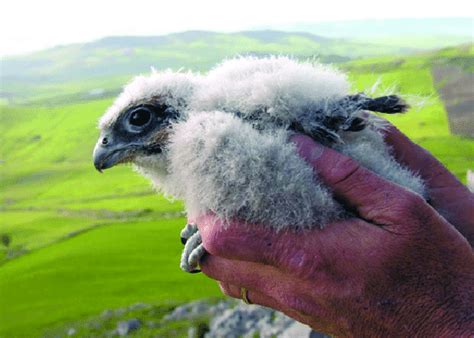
0, 100, 221, 336
0, 40, 473, 337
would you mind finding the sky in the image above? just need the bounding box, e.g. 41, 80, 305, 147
1, 0, 473, 56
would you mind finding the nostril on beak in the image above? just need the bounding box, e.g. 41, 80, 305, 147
102, 137, 108, 145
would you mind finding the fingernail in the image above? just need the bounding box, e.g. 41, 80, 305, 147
290, 134, 325, 162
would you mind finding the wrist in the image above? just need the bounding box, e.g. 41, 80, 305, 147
392, 273, 474, 336
348, 259, 474, 336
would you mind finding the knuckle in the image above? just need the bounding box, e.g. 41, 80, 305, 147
385, 191, 433, 228
396, 193, 427, 216
278, 249, 324, 280
331, 157, 362, 186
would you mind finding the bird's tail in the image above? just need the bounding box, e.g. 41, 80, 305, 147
348, 94, 409, 114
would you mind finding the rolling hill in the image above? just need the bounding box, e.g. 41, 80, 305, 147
0, 29, 444, 105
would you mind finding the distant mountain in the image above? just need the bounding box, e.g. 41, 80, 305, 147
1, 28, 471, 105
1, 30, 415, 87
263, 18, 473, 49
266, 17, 472, 38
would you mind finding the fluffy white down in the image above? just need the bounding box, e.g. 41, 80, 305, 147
137, 111, 345, 230
191, 56, 426, 199
192, 56, 350, 127
337, 129, 426, 197
99, 70, 199, 129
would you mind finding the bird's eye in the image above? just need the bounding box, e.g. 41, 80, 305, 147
129, 108, 152, 127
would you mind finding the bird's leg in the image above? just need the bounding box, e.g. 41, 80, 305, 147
180, 230, 207, 273
187, 243, 206, 272
180, 223, 198, 244
180, 223, 207, 273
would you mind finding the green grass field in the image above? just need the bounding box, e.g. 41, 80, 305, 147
0, 45, 473, 337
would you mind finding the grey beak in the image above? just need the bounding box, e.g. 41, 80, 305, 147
93, 136, 131, 172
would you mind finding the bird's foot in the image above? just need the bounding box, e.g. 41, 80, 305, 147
180, 224, 207, 273
180, 223, 198, 245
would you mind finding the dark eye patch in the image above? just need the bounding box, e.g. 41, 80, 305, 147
129, 107, 152, 127
122, 104, 161, 132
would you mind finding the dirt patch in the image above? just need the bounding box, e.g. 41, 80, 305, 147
432, 64, 474, 138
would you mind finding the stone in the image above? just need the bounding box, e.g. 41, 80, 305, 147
67, 328, 76, 336
116, 319, 141, 336
163, 300, 215, 321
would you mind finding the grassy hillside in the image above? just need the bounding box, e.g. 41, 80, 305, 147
0, 99, 221, 336
0, 219, 220, 335
0, 44, 473, 337
343, 45, 474, 180
0, 30, 447, 105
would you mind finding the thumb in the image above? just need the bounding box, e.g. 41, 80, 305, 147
291, 134, 431, 227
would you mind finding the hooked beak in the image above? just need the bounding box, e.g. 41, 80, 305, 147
93, 136, 135, 172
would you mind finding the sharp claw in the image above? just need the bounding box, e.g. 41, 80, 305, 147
180, 223, 198, 245
180, 231, 203, 273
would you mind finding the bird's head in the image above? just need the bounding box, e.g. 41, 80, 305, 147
93, 70, 198, 173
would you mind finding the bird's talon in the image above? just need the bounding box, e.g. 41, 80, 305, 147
180, 231, 204, 273
180, 223, 198, 245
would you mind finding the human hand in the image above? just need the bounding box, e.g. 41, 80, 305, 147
196, 132, 474, 336
382, 124, 474, 245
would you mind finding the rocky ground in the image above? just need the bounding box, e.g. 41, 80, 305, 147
48, 298, 327, 337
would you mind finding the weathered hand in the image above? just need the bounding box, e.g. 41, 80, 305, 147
196, 131, 474, 336
382, 124, 474, 245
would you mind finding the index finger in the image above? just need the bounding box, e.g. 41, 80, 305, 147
197, 214, 391, 279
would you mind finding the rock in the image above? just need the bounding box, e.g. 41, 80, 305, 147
204, 302, 321, 338
258, 311, 296, 337
114, 308, 126, 316
127, 302, 150, 311
206, 303, 282, 338
279, 321, 318, 338
163, 300, 219, 321
188, 326, 198, 338
188, 322, 210, 338
116, 319, 141, 336
208, 299, 236, 317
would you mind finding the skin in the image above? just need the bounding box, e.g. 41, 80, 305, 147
195, 124, 474, 336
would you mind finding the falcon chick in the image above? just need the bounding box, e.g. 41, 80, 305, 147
93, 57, 426, 273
